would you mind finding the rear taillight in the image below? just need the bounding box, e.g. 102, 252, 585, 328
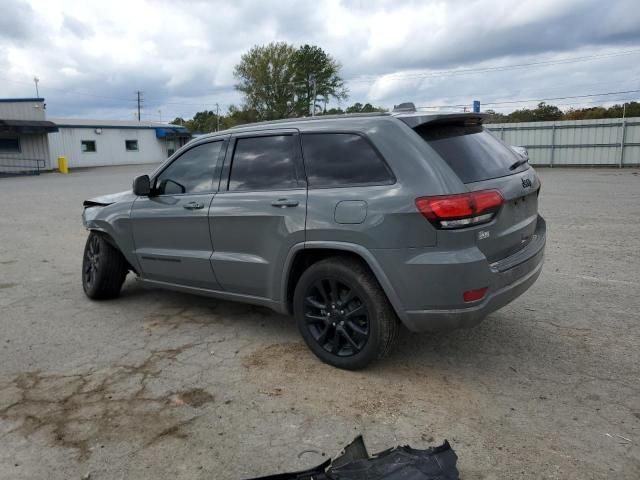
415, 189, 503, 229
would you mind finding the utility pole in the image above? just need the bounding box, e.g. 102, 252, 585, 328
136, 90, 143, 121
309, 75, 317, 116
216, 103, 220, 131
158, 109, 162, 122
33, 77, 40, 97
619, 102, 627, 168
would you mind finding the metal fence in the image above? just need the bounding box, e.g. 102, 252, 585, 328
486, 116, 640, 167
0, 157, 46, 176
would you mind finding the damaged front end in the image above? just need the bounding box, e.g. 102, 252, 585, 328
81, 190, 136, 228
249, 435, 459, 480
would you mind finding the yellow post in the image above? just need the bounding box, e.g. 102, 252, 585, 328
57, 156, 68, 174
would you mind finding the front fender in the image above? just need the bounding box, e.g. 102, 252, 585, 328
82, 200, 140, 274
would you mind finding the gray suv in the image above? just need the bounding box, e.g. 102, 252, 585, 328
81, 110, 545, 369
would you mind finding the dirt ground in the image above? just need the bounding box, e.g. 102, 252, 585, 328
0, 165, 639, 479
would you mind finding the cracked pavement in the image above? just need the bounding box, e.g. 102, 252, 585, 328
0, 165, 639, 479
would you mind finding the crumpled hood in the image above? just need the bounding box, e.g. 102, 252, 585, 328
83, 190, 136, 207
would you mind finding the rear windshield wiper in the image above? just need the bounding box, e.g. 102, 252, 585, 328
509, 157, 529, 170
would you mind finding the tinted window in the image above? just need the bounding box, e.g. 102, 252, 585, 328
81, 140, 96, 153
301, 133, 393, 187
416, 124, 528, 183
228, 135, 299, 191
125, 140, 138, 151
156, 141, 222, 195
0, 137, 20, 153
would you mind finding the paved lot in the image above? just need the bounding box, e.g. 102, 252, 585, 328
0, 165, 639, 479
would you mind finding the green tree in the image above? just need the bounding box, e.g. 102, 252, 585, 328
507, 102, 563, 122
564, 101, 640, 120
483, 109, 507, 124
170, 117, 187, 126
291, 44, 347, 116
219, 104, 258, 129
322, 107, 345, 115
344, 102, 386, 113
190, 110, 223, 133
233, 42, 298, 120
170, 112, 221, 133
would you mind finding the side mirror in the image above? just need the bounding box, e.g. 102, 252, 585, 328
132, 175, 151, 196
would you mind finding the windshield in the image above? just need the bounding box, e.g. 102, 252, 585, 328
416, 123, 529, 183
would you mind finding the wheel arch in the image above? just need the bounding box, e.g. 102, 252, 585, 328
281, 241, 406, 322
86, 228, 138, 275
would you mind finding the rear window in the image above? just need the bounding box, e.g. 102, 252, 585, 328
228, 135, 299, 191
416, 123, 528, 183
301, 133, 394, 187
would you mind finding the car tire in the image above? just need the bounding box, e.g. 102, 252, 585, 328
82, 232, 128, 300
293, 257, 400, 370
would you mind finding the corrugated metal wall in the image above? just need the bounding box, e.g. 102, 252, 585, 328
0, 100, 50, 174
48, 127, 168, 169
0, 133, 51, 172
487, 117, 639, 166
0, 101, 46, 121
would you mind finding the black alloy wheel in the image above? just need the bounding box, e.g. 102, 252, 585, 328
303, 278, 370, 357
81, 232, 128, 300
83, 233, 101, 290
293, 257, 400, 370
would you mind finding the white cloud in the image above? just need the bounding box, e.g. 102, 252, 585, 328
1, 0, 639, 120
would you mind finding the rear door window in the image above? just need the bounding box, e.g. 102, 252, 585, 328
416, 123, 528, 183
301, 133, 394, 187
228, 135, 299, 191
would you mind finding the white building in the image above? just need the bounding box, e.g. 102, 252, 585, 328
0, 98, 192, 174
0, 98, 58, 174
48, 118, 191, 169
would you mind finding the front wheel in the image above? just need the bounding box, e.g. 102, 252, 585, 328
82, 232, 128, 300
293, 257, 400, 370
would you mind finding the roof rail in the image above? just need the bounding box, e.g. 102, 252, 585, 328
230, 111, 389, 129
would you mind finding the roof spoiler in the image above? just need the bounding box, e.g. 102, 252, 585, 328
393, 102, 417, 113
393, 112, 488, 129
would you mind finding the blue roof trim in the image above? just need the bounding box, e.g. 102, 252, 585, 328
0, 98, 45, 103
155, 126, 191, 138
53, 124, 190, 135
55, 124, 161, 130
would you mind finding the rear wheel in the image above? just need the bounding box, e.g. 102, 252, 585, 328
82, 232, 128, 299
293, 257, 399, 370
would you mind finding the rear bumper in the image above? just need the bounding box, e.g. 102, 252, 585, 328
396, 216, 546, 332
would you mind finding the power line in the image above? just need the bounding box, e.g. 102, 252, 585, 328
347, 49, 640, 84
488, 95, 639, 111
2, 48, 639, 113
414, 88, 640, 110
481, 89, 640, 107
198, 48, 640, 89
153, 100, 233, 107
0, 75, 134, 101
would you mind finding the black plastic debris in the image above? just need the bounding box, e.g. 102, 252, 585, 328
248, 435, 459, 480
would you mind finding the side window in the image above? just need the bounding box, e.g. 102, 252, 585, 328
125, 140, 138, 151
0, 137, 20, 153
81, 140, 96, 153
301, 133, 393, 187
155, 141, 222, 195
228, 135, 299, 191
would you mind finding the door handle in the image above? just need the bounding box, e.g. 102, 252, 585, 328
271, 198, 299, 208
183, 201, 205, 210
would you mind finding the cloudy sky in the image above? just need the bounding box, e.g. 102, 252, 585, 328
1, 0, 640, 121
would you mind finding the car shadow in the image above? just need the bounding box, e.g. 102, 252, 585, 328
118, 276, 565, 380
